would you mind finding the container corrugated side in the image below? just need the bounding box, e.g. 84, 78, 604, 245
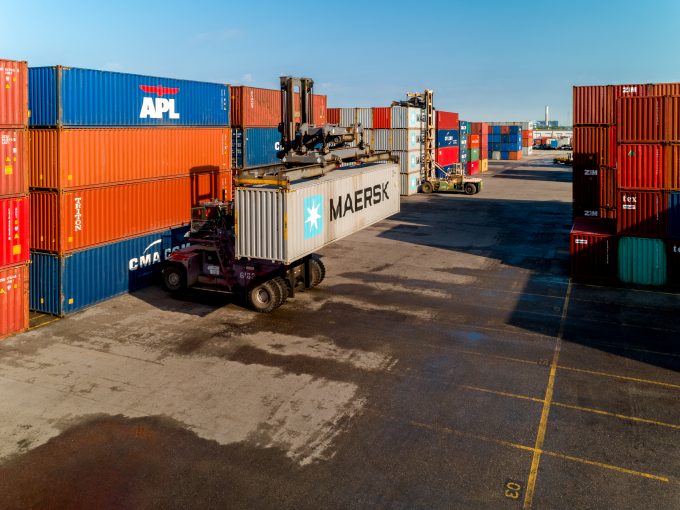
30, 227, 189, 316
29, 66, 229, 127
30, 127, 231, 190
648, 83, 680, 96
617, 144, 664, 189
313, 95, 327, 126
435, 111, 458, 130
392, 150, 421, 174
618, 236, 667, 286
242, 127, 280, 168
573, 84, 646, 126
339, 108, 355, 127
617, 190, 666, 238
30, 177, 194, 254
372, 107, 391, 129
617, 96, 665, 142
327, 108, 340, 125
1, 196, 29, 267
666, 144, 680, 190
391, 107, 423, 129
0, 263, 29, 339
0, 129, 28, 197
235, 163, 400, 264
668, 192, 680, 238
400, 171, 420, 196
0, 60, 28, 127
572, 126, 615, 168
570, 218, 616, 281
372, 129, 420, 151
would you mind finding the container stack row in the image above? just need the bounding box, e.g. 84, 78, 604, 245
435, 110, 459, 179
231, 86, 327, 168
486, 124, 524, 161
571, 82, 680, 286
28, 66, 233, 316
470, 122, 489, 174
0, 59, 29, 339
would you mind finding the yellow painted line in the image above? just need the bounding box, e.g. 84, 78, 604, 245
28, 317, 61, 329
557, 365, 680, 391
552, 401, 680, 430
460, 385, 544, 404
446, 347, 544, 367
541, 450, 669, 483
524, 280, 571, 509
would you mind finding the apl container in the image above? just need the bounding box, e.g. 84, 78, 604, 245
436, 130, 458, 148
617, 144, 664, 189
436, 111, 459, 130
391, 107, 423, 129
617, 190, 667, 238
618, 237, 667, 286
30, 226, 189, 316
30, 127, 231, 190
29, 66, 230, 127
0, 129, 28, 197
1, 196, 29, 267
236, 163, 400, 264
0, 60, 28, 127
400, 171, 420, 196
570, 218, 616, 281
0, 263, 29, 339
232, 127, 280, 168
30, 176, 194, 253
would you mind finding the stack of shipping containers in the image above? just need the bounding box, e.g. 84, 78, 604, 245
435, 110, 459, 181
571, 82, 680, 286
28, 66, 232, 316
487, 124, 523, 160
0, 59, 29, 339
470, 122, 489, 174
459, 120, 469, 168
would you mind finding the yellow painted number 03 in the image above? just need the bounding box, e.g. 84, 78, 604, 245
504, 481, 521, 500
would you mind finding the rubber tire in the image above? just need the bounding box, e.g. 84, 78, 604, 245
163, 265, 185, 292
247, 281, 281, 313
421, 181, 434, 194
271, 277, 289, 306
464, 183, 476, 195
310, 258, 326, 287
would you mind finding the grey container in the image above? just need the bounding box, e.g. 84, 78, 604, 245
391, 107, 424, 129
339, 107, 372, 128
373, 129, 421, 151
235, 162, 400, 264
392, 150, 421, 174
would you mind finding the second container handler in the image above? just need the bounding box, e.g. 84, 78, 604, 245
28, 66, 232, 315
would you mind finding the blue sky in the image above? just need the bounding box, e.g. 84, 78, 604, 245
3, 0, 680, 125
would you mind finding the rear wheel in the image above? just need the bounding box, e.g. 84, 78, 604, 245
464, 183, 476, 195
247, 281, 281, 313
421, 181, 433, 194
271, 277, 289, 306
163, 265, 185, 292
310, 258, 326, 287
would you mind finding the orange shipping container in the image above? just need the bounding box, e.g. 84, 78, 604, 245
648, 82, 680, 96
468, 134, 480, 148
29, 127, 231, 190
0, 264, 29, 340
522, 130, 533, 138
231, 86, 327, 127
327, 108, 340, 125
30, 176, 195, 254
1, 128, 28, 197
573, 126, 616, 168
666, 145, 680, 190
192, 169, 233, 204
573, 84, 647, 125
508, 151, 522, 160
0, 60, 28, 127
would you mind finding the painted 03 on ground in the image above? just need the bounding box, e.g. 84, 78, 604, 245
0, 152, 678, 509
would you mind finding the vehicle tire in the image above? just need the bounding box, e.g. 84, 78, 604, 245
163, 265, 185, 292
310, 257, 326, 287
464, 183, 476, 195
421, 181, 434, 194
247, 281, 281, 313
271, 277, 289, 306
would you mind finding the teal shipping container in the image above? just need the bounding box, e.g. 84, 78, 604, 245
618, 237, 667, 286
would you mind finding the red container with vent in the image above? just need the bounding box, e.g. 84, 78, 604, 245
436, 147, 458, 166
327, 108, 340, 125
435, 111, 459, 130
573, 126, 616, 168
0, 60, 28, 128
570, 217, 617, 281
617, 144, 664, 189
617, 190, 667, 238
0, 263, 29, 340
0, 128, 28, 197
666, 144, 680, 190
0, 196, 29, 267
372, 107, 391, 129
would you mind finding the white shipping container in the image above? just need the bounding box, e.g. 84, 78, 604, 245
492, 151, 501, 160
373, 129, 420, 151
392, 150, 421, 174
522, 146, 533, 156
400, 171, 420, 196
235, 163, 400, 264
339, 108, 354, 127
391, 107, 424, 129
338, 107, 372, 128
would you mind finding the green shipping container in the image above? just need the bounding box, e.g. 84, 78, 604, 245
618, 237, 667, 286
468, 148, 480, 162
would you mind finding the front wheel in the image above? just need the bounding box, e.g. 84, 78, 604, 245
247, 281, 281, 313
421, 181, 434, 194
464, 183, 476, 195
163, 265, 186, 292
310, 257, 326, 287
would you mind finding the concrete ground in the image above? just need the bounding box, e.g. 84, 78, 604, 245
1, 151, 679, 509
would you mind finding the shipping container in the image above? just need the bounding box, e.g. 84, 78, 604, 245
466, 161, 479, 175
618, 236, 667, 286
313, 95, 328, 126
667, 192, 680, 238
400, 171, 420, 196
372, 107, 391, 129
617, 190, 667, 238
667, 239, 680, 285
0, 128, 28, 197
491, 151, 501, 160
29, 127, 231, 190
230, 86, 279, 127
0, 60, 28, 128
468, 135, 480, 148
30, 226, 189, 316
522, 147, 533, 156
570, 218, 617, 281
327, 108, 340, 125
573, 126, 616, 168
392, 150, 421, 174
436, 111, 459, 130
508, 151, 522, 160
617, 144, 664, 189
480, 159, 488, 172
436, 147, 458, 167
573, 84, 646, 126
617, 96, 665, 142
0, 263, 29, 339
573, 164, 617, 219
468, 148, 480, 161
459, 134, 468, 150
232, 127, 280, 168
372, 129, 421, 151
30, 176, 195, 253
648, 83, 680, 96
667, 144, 680, 189
235, 163, 400, 264
339, 108, 372, 128
29, 66, 229, 127
1, 196, 29, 267
436, 130, 459, 148
470, 122, 488, 135
192, 169, 233, 204
392, 107, 423, 129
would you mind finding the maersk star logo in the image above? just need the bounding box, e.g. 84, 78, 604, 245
304, 195, 324, 240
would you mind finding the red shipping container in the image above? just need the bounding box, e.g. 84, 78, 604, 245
1, 128, 28, 197
573, 166, 616, 219
231, 86, 326, 127
0, 196, 29, 267
436, 147, 458, 166
436, 111, 459, 130
617, 96, 665, 142
467, 161, 479, 175
573, 84, 646, 125
617, 190, 667, 238
470, 122, 488, 135
666, 145, 680, 190
327, 108, 340, 125
522, 130, 533, 139
372, 107, 391, 129
648, 82, 680, 96
570, 218, 617, 281
30, 176, 194, 254
0, 263, 29, 340
29, 128, 231, 190
573, 126, 616, 168
468, 134, 480, 148
313, 94, 327, 126
0, 60, 28, 128
617, 144, 664, 189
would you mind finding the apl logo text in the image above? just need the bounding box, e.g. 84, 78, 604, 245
139, 85, 180, 120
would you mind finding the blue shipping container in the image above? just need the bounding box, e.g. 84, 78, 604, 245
668, 192, 680, 238
232, 127, 281, 168
459, 121, 468, 134
509, 126, 521, 135
460, 150, 468, 163
29, 66, 230, 127
436, 130, 459, 148
30, 227, 189, 316
501, 151, 509, 160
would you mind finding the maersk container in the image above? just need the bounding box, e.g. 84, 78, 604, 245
235, 163, 400, 264
232, 127, 280, 168
400, 171, 420, 196
618, 237, 667, 286
0, 263, 29, 339
373, 129, 420, 151
29, 66, 230, 127
436, 130, 459, 148
392, 150, 421, 174
1, 196, 29, 267
0, 129, 28, 197
30, 227, 189, 316
391, 107, 423, 129
0, 60, 28, 127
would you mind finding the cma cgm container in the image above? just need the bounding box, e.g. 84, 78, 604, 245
0, 264, 29, 339
436, 130, 458, 148
30, 227, 189, 316
570, 218, 616, 281
232, 127, 280, 168
29, 127, 231, 190
617, 190, 667, 238
618, 236, 667, 286
0, 60, 28, 127
30, 176, 194, 253
1, 196, 29, 267
617, 144, 664, 189
29, 66, 229, 127
1, 129, 28, 197
236, 163, 400, 264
